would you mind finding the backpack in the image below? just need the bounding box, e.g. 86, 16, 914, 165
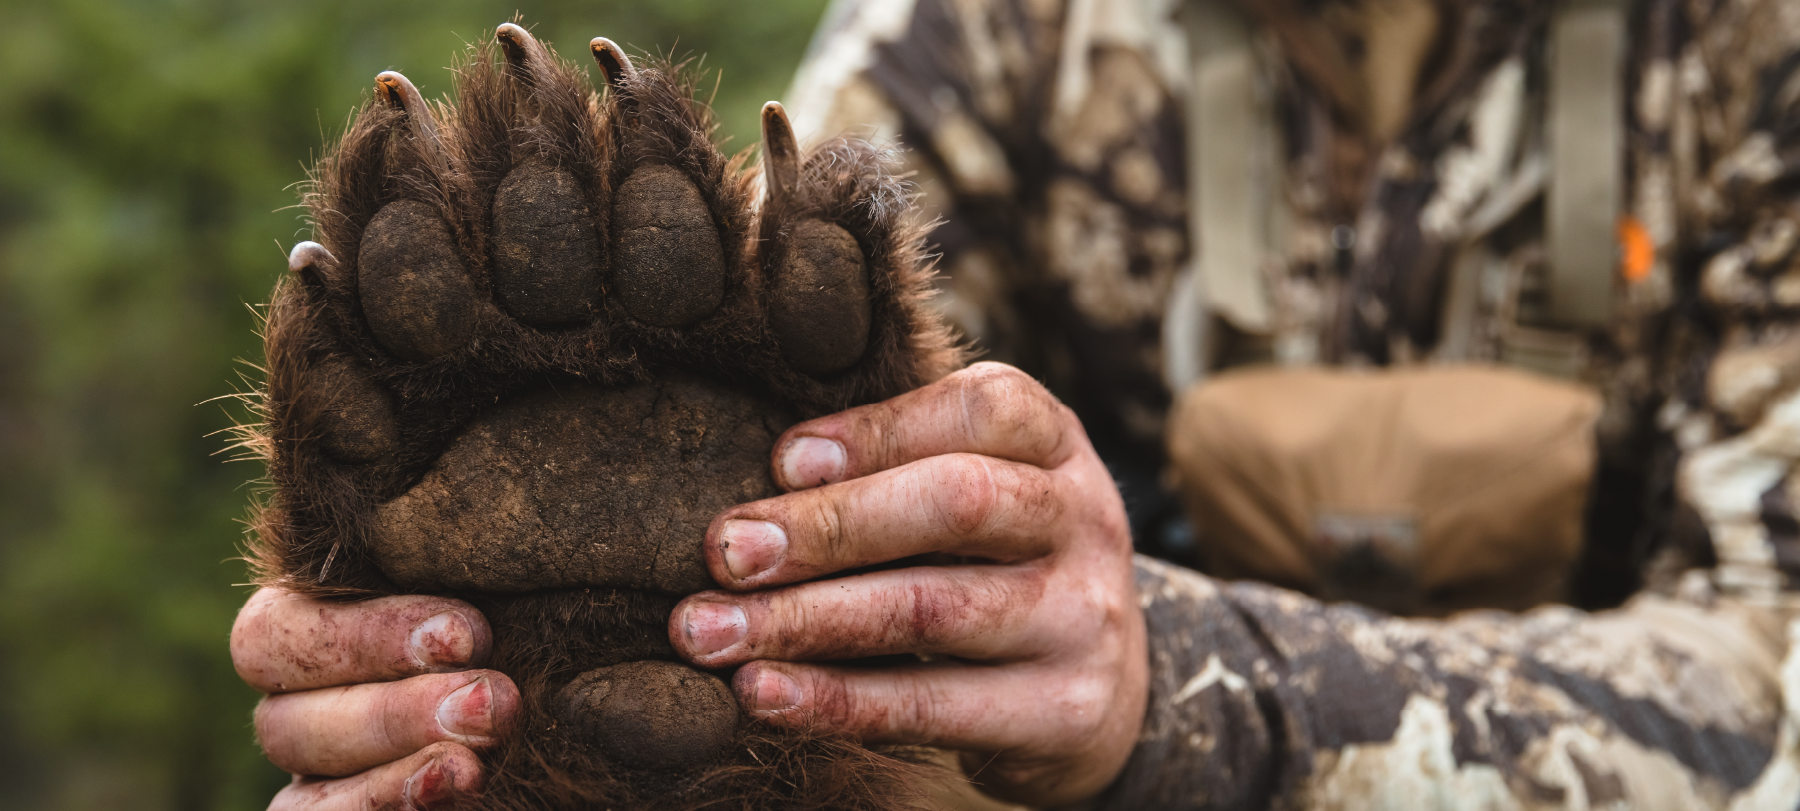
1166, 0, 1626, 613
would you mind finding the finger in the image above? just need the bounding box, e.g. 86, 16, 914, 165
772, 362, 1082, 490
256, 670, 518, 777
672, 564, 1049, 667
232, 588, 492, 694
734, 659, 1090, 752
270, 741, 482, 811
735, 661, 1131, 805
707, 453, 1063, 588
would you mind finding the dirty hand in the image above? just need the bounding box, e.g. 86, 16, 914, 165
230, 588, 520, 809
671, 362, 1148, 806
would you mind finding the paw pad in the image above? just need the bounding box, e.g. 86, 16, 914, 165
491, 166, 603, 325
308, 358, 400, 464
557, 661, 739, 772
358, 200, 479, 360
772, 219, 872, 374
613, 164, 727, 327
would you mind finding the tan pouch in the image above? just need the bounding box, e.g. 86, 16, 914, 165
1167, 366, 1601, 615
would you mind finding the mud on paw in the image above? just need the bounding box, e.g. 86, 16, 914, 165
247, 22, 960, 810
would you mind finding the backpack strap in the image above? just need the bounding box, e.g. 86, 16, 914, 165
1545, 0, 1627, 330
1167, 0, 1278, 391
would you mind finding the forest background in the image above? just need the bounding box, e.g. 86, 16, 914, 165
0, 0, 832, 807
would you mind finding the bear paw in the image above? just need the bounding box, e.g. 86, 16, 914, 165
249, 22, 960, 810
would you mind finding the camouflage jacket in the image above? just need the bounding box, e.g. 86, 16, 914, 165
789, 0, 1800, 807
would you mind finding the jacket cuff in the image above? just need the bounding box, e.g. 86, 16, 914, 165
1075, 555, 1280, 811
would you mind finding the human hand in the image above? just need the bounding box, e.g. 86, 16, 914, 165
231, 588, 520, 809
669, 362, 1148, 806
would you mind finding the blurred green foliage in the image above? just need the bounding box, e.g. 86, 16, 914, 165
0, 0, 830, 807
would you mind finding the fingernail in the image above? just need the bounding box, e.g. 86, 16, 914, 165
404, 757, 451, 809
437, 676, 494, 739
682, 602, 748, 656
779, 436, 846, 489
720, 520, 787, 581
410, 612, 474, 670
750, 670, 801, 713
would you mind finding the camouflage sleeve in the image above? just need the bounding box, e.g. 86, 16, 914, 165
1082, 556, 1798, 810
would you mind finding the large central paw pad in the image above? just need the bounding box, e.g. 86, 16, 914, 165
371, 376, 789, 594
252, 22, 959, 810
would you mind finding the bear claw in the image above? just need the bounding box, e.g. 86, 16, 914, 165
286, 241, 334, 287
761, 102, 873, 375
495, 22, 549, 83
373, 70, 439, 144
589, 37, 637, 87
761, 101, 801, 208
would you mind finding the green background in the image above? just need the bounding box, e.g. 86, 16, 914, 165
0, 0, 832, 807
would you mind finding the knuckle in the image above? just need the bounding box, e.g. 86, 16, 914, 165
1060, 673, 1116, 733
898, 569, 1032, 651
804, 671, 856, 729
838, 398, 902, 473
933, 456, 1003, 538
1095, 582, 1134, 626
961, 360, 1032, 389
1012, 465, 1064, 532
956, 364, 1062, 458
1057, 579, 1126, 644
961, 364, 1037, 421
899, 677, 947, 737
932, 457, 1062, 547
870, 403, 904, 470
764, 594, 818, 656
903, 579, 972, 649
375, 680, 421, 752
804, 496, 848, 561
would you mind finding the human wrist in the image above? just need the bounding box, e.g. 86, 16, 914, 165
1076, 556, 1279, 811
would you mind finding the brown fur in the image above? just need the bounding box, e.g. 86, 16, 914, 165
241, 25, 965, 810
